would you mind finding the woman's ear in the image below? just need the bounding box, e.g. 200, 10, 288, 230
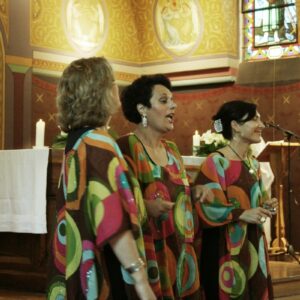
231, 120, 240, 133
137, 104, 145, 115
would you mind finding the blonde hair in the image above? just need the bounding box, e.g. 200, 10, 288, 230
56, 57, 117, 132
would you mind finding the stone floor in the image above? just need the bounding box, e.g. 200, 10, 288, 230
1, 257, 300, 299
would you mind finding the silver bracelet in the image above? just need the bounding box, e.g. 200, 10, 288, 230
125, 257, 145, 274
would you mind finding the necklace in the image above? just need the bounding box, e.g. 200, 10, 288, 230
228, 144, 256, 176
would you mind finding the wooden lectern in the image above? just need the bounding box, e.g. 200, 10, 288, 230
258, 141, 300, 254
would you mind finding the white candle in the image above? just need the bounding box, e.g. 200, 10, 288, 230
192, 130, 201, 155
35, 119, 45, 148
193, 130, 201, 147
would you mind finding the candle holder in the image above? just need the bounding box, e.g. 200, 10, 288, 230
192, 145, 200, 156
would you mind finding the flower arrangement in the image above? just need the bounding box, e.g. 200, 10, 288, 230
195, 129, 228, 156
52, 131, 68, 149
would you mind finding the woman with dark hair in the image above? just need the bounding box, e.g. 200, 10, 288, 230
193, 100, 278, 300
117, 74, 201, 299
47, 57, 155, 300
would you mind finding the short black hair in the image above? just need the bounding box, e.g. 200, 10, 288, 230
121, 74, 172, 124
213, 100, 257, 140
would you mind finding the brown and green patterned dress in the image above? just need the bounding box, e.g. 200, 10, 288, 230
47, 128, 146, 299
117, 133, 201, 300
193, 152, 273, 300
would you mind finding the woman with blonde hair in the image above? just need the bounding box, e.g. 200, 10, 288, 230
47, 57, 155, 300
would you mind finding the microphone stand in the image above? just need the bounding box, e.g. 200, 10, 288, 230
265, 123, 300, 141
265, 122, 300, 264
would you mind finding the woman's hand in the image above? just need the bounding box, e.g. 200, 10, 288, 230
263, 197, 278, 215
239, 207, 273, 224
191, 185, 214, 204
133, 277, 157, 300
145, 197, 175, 218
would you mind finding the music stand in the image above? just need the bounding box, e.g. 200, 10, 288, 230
258, 141, 300, 263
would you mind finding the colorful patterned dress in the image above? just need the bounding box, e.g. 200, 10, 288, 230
117, 133, 201, 300
193, 153, 273, 300
47, 128, 145, 299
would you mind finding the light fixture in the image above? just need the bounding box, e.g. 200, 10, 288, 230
267, 45, 283, 59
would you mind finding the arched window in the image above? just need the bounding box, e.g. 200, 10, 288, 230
242, 0, 298, 60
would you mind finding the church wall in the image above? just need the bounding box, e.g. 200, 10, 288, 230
0, 0, 299, 251
30, 0, 238, 64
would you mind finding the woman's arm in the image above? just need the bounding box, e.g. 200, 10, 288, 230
109, 230, 156, 300
193, 154, 245, 227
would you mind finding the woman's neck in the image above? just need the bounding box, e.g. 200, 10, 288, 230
228, 140, 250, 159
134, 126, 162, 149
134, 125, 168, 166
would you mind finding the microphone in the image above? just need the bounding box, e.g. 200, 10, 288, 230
263, 121, 297, 138
263, 121, 279, 129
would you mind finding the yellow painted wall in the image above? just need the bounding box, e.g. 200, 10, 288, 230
31, 0, 70, 52
196, 1, 238, 57
30, 0, 142, 62
0, 0, 9, 43
30, 0, 238, 65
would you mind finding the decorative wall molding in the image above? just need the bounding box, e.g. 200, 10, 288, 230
29, 0, 239, 85
0, 0, 9, 44
0, 32, 4, 149
6, 55, 32, 67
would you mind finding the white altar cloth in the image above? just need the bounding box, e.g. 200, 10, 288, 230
0, 148, 49, 233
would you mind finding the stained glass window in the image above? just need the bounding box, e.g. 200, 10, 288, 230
242, 0, 299, 60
